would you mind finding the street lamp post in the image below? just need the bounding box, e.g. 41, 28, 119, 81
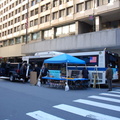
25, 0, 29, 44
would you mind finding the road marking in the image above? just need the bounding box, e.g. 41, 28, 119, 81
116, 89, 120, 91
109, 91, 120, 94
26, 110, 65, 120
74, 99, 120, 112
89, 95, 120, 103
53, 104, 120, 120
100, 93, 120, 98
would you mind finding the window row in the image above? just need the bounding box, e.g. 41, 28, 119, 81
0, 23, 76, 40
0, 0, 25, 9
0, 0, 116, 22
0, 0, 40, 14
1, 14, 28, 29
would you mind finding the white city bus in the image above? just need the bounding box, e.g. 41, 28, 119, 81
68, 50, 119, 84
22, 50, 119, 85
22, 51, 63, 66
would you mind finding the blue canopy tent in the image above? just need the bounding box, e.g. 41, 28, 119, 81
43, 53, 86, 91
44, 53, 85, 64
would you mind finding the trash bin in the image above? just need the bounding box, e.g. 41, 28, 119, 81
30, 71, 37, 85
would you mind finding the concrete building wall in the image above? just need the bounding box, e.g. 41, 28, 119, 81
21, 28, 120, 55
0, 44, 24, 57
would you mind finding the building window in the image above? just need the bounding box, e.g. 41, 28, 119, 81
46, 3, 51, 10
32, 32, 40, 40
9, 39, 14, 45
3, 40, 8, 46
86, 0, 93, 10
30, 21, 34, 27
99, 0, 109, 6
60, 0, 66, 5
22, 14, 25, 20
41, 5, 46, 12
23, 36, 26, 43
53, 12, 58, 20
31, 10, 34, 16
10, 28, 13, 34
70, 24, 75, 33
53, 0, 58, 7
11, 20, 13, 25
23, 5, 26, 10
16, 1, 18, 5
59, 9, 65, 17
15, 9, 17, 14
17, 26, 20, 31
18, 17, 20, 22
21, 24, 25, 30
56, 23, 75, 37
67, 7, 73, 15
14, 27, 16, 32
15, 37, 21, 44
40, 16, 44, 23
12, 3, 14, 8
46, 14, 50, 22
35, 8, 38, 15
34, 19, 38, 25
18, 8, 21, 13
12, 11, 14, 16
31, 0, 36, 6
56, 27, 62, 36
77, 3, 84, 12
63, 25, 69, 34
15, 18, 17, 23
44, 29, 52, 39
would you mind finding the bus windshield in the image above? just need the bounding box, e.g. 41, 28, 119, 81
105, 51, 118, 68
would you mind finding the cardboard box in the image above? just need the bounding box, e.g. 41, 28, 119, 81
30, 71, 37, 85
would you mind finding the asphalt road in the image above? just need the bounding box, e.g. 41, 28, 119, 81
0, 79, 120, 120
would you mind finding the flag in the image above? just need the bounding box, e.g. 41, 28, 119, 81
89, 15, 94, 20
90, 57, 97, 63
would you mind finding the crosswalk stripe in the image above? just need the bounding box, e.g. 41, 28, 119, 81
109, 91, 120, 94
26, 110, 65, 120
89, 95, 120, 103
73, 99, 120, 112
116, 89, 120, 91
53, 104, 120, 120
100, 93, 120, 98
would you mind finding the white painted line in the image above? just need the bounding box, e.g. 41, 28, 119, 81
109, 91, 120, 94
74, 99, 120, 112
53, 104, 120, 120
115, 89, 120, 91
26, 110, 65, 120
89, 95, 120, 103
100, 93, 120, 98
0, 76, 9, 79
116, 89, 120, 91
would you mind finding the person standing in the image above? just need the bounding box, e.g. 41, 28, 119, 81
33, 64, 40, 79
20, 63, 27, 82
106, 64, 113, 91
82, 67, 89, 79
40, 64, 49, 84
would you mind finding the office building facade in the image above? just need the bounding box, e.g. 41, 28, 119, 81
0, 0, 120, 62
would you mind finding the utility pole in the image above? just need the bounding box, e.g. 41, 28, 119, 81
25, 0, 29, 44
93, 0, 95, 32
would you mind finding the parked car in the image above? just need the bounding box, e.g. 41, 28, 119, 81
8, 63, 22, 82
0, 62, 29, 82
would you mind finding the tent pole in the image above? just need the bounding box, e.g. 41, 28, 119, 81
65, 62, 69, 91
37, 63, 44, 87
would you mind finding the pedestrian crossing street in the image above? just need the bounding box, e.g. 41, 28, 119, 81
26, 89, 120, 120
